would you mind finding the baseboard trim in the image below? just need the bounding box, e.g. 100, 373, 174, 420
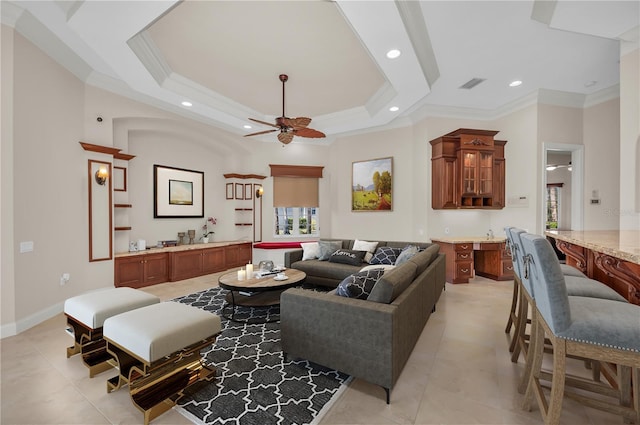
1, 301, 64, 339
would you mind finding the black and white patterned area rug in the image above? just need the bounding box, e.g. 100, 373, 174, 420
172, 287, 350, 425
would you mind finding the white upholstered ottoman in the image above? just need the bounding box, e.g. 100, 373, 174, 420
64, 287, 160, 377
103, 301, 222, 425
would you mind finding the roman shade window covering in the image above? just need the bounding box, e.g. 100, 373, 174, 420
273, 177, 318, 207
270, 164, 324, 208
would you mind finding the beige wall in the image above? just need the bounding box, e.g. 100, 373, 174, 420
619, 48, 640, 229
583, 98, 621, 230
1, 25, 627, 336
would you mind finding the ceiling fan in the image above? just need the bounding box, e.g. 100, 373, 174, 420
244, 74, 326, 145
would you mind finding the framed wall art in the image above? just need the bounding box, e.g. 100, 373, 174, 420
352, 157, 393, 211
154, 164, 204, 218
235, 183, 244, 200
226, 183, 234, 200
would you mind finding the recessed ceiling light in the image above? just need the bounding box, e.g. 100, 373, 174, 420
181, 101, 193, 107
509, 80, 522, 87
386, 49, 401, 59
389, 106, 399, 112
243, 125, 252, 129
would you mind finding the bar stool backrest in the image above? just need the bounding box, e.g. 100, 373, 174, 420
507, 227, 534, 298
520, 233, 571, 335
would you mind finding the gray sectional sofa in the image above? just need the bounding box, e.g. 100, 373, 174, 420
284, 239, 434, 288
280, 240, 446, 403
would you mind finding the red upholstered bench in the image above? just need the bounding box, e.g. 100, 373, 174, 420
253, 241, 310, 249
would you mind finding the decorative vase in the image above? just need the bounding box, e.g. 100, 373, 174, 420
187, 229, 196, 244
202, 237, 209, 244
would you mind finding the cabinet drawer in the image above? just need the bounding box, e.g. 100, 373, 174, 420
502, 261, 514, 277
454, 243, 472, 252
456, 251, 473, 261
455, 262, 473, 279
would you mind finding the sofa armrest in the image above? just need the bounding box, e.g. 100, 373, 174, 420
280, 288, 396, 389
284, 249, 303, 268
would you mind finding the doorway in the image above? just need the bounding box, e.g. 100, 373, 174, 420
542, 143, 584, 232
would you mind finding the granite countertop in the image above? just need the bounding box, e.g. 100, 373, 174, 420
545, 230, 640, 265
115, 240, 251, 258
430, 236, 507, 244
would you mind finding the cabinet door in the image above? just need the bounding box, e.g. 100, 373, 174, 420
115, 255, 145, 288
170, 250, 203, 281
461, 151, 478, 195
432, 158, 457, 209
143, 253, 168, 286
202, 247, 225, 274
478, 152, 493, 195
492, 158, 505, 208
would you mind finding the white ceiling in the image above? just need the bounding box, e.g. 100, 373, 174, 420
3, 0, 639, 143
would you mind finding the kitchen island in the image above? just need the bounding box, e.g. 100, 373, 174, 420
545, 230, 640, 305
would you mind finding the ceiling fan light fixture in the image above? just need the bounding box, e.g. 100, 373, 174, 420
386, 49, 401, 59
243, 124, 252, 129
546, 165, 557, 171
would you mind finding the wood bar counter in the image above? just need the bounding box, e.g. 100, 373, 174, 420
545, 230, 640, 305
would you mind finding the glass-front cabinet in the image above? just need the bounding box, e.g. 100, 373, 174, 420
430, 129, 506, 209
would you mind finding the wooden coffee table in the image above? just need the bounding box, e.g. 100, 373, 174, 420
218, 268, 306, 322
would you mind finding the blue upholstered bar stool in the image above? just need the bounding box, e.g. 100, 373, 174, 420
520, 233, 640, 424
505, 227, 624, 364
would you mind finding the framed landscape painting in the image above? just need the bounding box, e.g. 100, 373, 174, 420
352, 157, 393, 211
154, 164, 204, 218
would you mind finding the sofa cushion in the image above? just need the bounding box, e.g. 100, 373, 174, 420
370, 246, 402, 265
291, 259, 360, 282
336, 268, 386, 299
318, 240, 343, 261
367, 261, 418, 304
395, 245, 420, 266
408, 244, 440, 276
300, 242, 320, 260
329, 249, 366, 266
353, 239, 379, 263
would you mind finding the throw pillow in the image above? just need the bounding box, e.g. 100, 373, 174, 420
370, 246, 402, 265
318, 240, 343, 261
336, 268, 386, 299
360, 264, 396, 272
329, 249, 366, 266
395, 245, 420, 266
352, 239, 379, 263
300, 242, 320, 260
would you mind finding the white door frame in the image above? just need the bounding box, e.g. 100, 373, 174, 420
542, 143, 584, 231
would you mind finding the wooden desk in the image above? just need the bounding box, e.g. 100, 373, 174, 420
430, 237, 514, 284
545, 230, 640, 305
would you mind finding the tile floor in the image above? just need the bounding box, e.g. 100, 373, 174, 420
1, 274, 625, 424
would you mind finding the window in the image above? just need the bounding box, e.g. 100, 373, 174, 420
546, 184, 562, 229
274, 207, 319, 237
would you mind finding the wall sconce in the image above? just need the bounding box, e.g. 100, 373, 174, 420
255, 186, 264, 198
95, 166, 109, 185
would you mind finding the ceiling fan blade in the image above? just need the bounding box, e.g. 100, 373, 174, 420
244, 129, 278, 137
283, 117, 312, 128
293, 127, 326, 138
278, 132, 294, 145
249, 118, 279, 128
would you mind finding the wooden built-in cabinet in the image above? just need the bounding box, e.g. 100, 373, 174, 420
169, 247, 226, 281
430, 129, 506, 209
115, 242, 252, 288
431, 238, 513, 284
115, 252, 169, 288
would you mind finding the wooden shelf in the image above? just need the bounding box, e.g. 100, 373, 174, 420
114, 204, 132, 208
235, 223, 253, 226
235, 208, 253, 211
115, 227, 132, 231
223, 173, 266, 180
114, 152, 135, 161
